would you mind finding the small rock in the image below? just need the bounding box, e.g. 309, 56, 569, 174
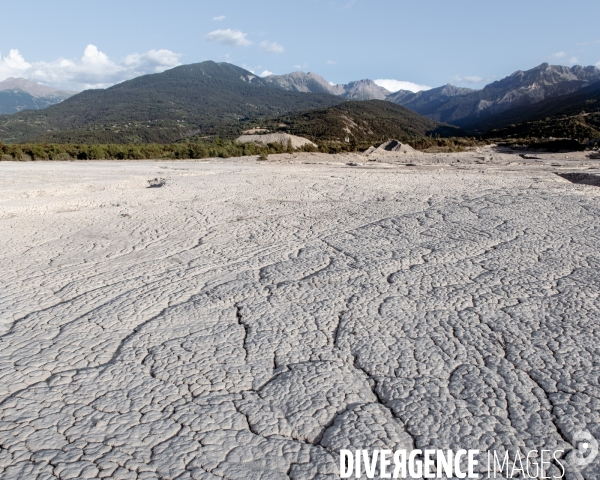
147, 178, 166, 188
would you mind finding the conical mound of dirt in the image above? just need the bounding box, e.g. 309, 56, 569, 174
376, 139, 416, 153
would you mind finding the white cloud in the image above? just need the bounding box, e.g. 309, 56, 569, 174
212, 15, 225, 21
259, 40, 284, 54
260, 70, 274, 77
326, 60, 336, 65
451, 75, 484, 84
293, 63, 308, 70
0, 49, 32, 79
596, 60, 600, 68
374, 79, 431, 93
205, 29, 251, 47
549, 52, 581, 66
123, 49, 181, 71
549, 52, 580, 66
0, 45, 181, 91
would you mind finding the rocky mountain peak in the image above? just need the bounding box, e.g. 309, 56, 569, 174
263, 71, 337, 94
0, 77, 74, 97
487, 63, 600, 92
338, 79, 390, 100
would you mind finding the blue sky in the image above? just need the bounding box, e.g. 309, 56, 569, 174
1, 0, 599, 92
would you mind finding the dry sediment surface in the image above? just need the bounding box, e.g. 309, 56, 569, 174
1, 150, 600, 479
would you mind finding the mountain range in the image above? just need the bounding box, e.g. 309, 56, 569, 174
265, 64, 600, 136
0, 78, 75, 115
1, 61, 599, 144
393, 64, 600, 131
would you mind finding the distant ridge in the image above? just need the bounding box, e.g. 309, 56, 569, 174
0, 78, 75, 114
387, 84, 474, 117
264, 72, 390, 100
482, 79, 600, 140
0, 78, 75, 98
263, 71, 339, 94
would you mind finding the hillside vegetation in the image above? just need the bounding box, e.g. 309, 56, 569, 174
256, 100, 466, 151
0, 62, 342, 144
486, 113, 600, 142
0, 138, 314, 161
0, 100, 485, 160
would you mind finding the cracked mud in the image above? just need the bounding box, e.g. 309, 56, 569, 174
1, 155, 600, 479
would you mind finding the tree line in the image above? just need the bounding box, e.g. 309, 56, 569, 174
0, 139, 315, 161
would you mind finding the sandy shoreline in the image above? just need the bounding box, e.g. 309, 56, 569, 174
1, 149, 600, 479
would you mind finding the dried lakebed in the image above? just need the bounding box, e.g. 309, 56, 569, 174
1, 157, 600, 479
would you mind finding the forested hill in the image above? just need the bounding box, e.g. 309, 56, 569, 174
0, 61, 343, 144
262, 100, 465, 146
